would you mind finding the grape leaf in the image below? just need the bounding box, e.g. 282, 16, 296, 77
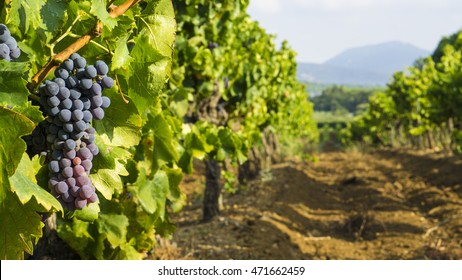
134, 169, 168, 218
93, 88, 142, 148
111, 34, 132, 70
7, 0, 44, 34
90, 169, 123, 200
146, 113, 179, 169
40, 0, 68, 32
90, 0, 117, 31
96, 214, 129, 247
0, 107, 35, 186
9, 154, 63, 213
71, 201, 100, 222
0, 61, 30, 108
0, 190, 43, 259
115, 244, 143, 260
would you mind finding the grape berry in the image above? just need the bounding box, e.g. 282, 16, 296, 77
0, 24, 21, 61
24, 53, 113, 210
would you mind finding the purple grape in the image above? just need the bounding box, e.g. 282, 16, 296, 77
59, 109, 72, 122
54, 78, 66, 88
62, 59, 74, 71
60, 158, 72, 168
94, 60, 109, 75
92, 107, 104, 120
55, 181, 68, 194
79, 79, 93, 90
66, 76, 78, 88
101, 96, 111, 109
48, 160, 60, 173
74, 120, 86, 132
47, 96, 60, 107
66, 177, 76, 187
64, 149, 76, 159
88, 193, 98, 203
80, 185, 93, 199
73, 99, 84, 110
74, 56, 86, 68
62, 166, 73, 178
72, 109, 83, 121
82, 110, 93, 122
73, 165, 86, 177
91, 96, 103, 107
61, 98, 73, 110
58, 87, 71, 100
77, 148, 92, 160
76, 175, 90, 187
46, 82, 60, 96
63, 122, 74, 133
90, 83, 102, 96
75, 198, 87, 209
55, 68, 70, 79
85, 66, 97, 78
81, 159, 92, 171
10, 47, 20, 59
65, 139, 76, 150
100, 76, 114, 88
0, 24, 11, 41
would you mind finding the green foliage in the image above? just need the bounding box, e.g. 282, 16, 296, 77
345, 31, 462, 151
170, 0, 317, 169
310, 85, 379, 115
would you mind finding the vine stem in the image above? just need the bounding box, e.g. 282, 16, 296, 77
27, 0, 141, 93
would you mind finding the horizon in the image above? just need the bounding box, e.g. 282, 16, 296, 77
247, 0, 462, 63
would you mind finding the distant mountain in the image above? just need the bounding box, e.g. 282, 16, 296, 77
297, 63, 389, 86
297, 41, 430, 86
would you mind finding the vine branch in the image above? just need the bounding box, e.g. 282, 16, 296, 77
27, 0, 141, 92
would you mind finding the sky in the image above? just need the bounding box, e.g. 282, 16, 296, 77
247, 0, 462, 63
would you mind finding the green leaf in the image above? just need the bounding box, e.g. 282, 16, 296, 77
0, 107, 35, 187
115, 244, 144, 260
90, 169, 123, 200
90, 0, 117, 30
71, 202, 100, 222
164, 167, 185, 213
111, 34, 132, 70
9, 154, 63, 213
0, 190, 43, 259
96, 214, 129, 247
93, 88, 142, 148
13, 103, 44, 125
127, 0, 176, 112
146, 113, 179, 167
56, 218, 93, 259
134, 169, 169, 217
40, 0, 68, 32
7, 0, 44, 34
0, 61, 30, 108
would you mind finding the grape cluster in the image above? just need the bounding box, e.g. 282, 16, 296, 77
25, 53, 112, 210
0, 24, 21, 61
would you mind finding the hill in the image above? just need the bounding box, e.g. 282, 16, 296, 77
298, 41, 430, 86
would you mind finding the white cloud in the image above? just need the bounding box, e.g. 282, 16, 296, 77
250, 0, 282, 14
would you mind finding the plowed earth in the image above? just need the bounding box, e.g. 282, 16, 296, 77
155, 149, 462, 260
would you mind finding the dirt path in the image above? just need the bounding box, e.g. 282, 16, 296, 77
155, 149, 462, 260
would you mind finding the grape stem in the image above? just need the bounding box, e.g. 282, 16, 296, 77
27, 0, 141, 93
113, 72, 129, 104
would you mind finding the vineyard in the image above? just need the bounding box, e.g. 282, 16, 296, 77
0, 0, 461, 260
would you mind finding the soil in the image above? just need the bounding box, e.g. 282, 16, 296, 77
155, 149, 462, 260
